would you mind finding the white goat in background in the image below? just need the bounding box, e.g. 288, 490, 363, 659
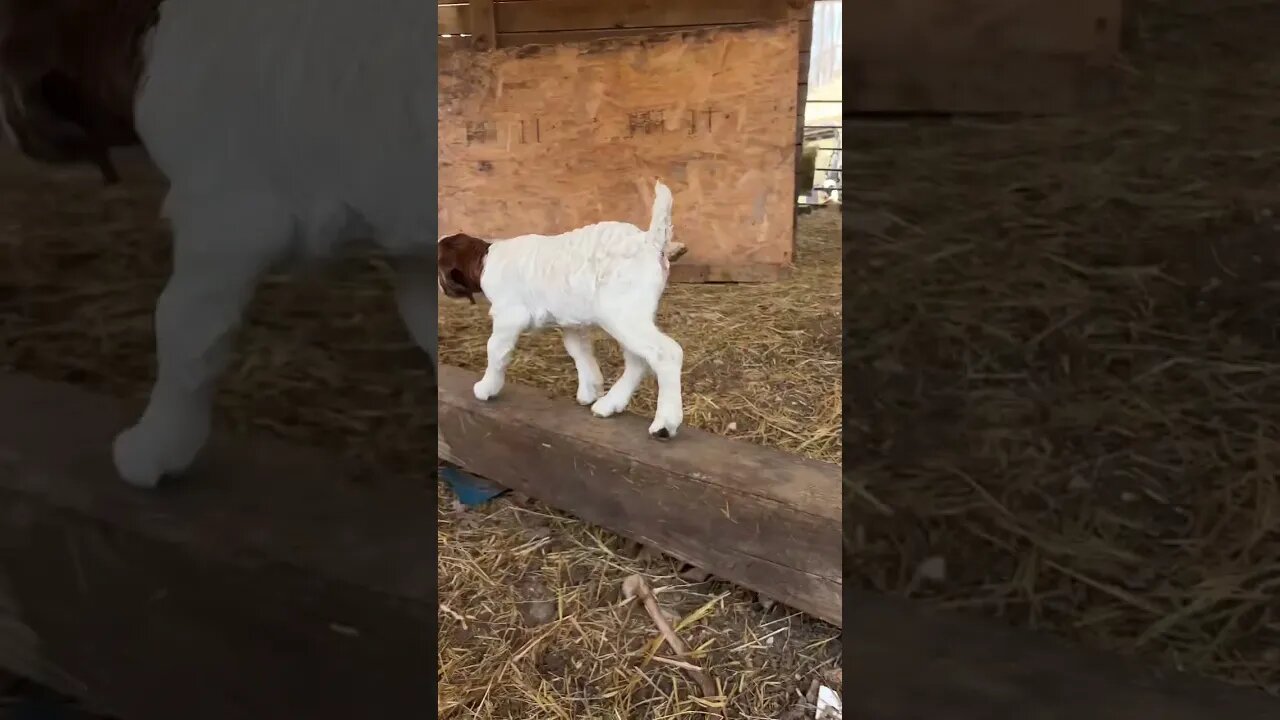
438, 180, 685, 439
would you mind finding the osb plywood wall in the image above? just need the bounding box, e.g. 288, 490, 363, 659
436, 0, 815, 201
438, 24, 802, 282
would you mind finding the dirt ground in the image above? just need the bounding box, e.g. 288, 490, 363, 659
849, 0, 1280, 695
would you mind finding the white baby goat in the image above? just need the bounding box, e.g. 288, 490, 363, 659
438, 180, 685, 439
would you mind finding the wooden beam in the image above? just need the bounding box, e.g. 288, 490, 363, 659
847, 0, 1121, 57
792, 3, 813, 209
668, 261, 790, 283
0, 374, 434, 720
848, 53, 1120, 114
494, 0, 789, 34
495, 24, 751, 48
438, 3, 469, 35
438, 34, 471, 51
468, 0, 497, 50
846, 0, 1123, 113
846, 589, 1280, 719
437, 364, 841, 627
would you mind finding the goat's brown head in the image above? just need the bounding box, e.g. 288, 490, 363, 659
0, 0, 162, 184
437, 233, 490, 304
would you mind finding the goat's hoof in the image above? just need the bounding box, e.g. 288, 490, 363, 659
576, 384, 604, 406
473, 380, 502, 401
591, 396, 626, 418
648, 420, 679, 440
112, 426, 172, 489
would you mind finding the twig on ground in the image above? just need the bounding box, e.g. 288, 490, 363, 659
622, 574, 721, 706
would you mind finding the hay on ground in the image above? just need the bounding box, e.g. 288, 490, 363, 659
848, 0, 1280, 695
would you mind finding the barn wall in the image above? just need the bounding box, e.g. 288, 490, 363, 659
438, 24, 802, 281
437, 0, 810, 282
844, 0, 1123, 113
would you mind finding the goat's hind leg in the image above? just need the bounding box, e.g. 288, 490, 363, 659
112, 194, 289, 488
562, 327, 604, 405
599, 318, 683, 439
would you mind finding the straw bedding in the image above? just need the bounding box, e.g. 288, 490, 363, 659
849, 0, 1280, 695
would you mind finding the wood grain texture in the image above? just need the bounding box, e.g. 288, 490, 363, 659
794, 4, 814, 196
848, 0, 1120, 56
437, 364, 842, 627
846, 590, 1280, 719
668, 261, 788, 283
848, 53, 1120, 114
439, 3, 468, 35
0, 374, 434, 720
439, 0, 791, 36
495, 0, 788, 33
846, 0, 1124, 113
439, 23, 802, 282
493, 24, 751, 47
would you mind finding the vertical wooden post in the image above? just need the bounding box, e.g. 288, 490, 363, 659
469, 0, 497, 51
791, 0, 816, 228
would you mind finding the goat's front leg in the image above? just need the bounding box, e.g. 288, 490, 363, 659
561, 327, 604, 405
473, 309, 529, 401
112, 199, 286, 488
392, 254, 439, 370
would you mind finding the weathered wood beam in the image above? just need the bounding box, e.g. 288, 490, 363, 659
846, 589, 1280, 719
846, 0, 1123, 113
437, 363, 842, 627
0, 374, 434, 720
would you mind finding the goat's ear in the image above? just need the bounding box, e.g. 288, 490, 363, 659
439, 267, 477, 304
451, 269, 477, 305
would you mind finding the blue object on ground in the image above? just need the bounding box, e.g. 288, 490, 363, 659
440, 466, 508, 507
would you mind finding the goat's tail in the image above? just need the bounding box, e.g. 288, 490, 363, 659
647, 179, 674, 248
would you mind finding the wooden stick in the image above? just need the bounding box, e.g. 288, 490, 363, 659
622, 575, 719, 702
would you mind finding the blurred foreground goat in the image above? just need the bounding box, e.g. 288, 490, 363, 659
0, 0, 441, 487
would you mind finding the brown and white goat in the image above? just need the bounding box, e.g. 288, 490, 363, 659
438, 181, 686, 439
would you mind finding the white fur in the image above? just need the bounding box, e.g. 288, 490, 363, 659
111, 0, 441, 487
0, 86, 19, 148
469, 180, 684, 439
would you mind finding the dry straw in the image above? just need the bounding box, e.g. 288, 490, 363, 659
849, 0, 1280, 696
